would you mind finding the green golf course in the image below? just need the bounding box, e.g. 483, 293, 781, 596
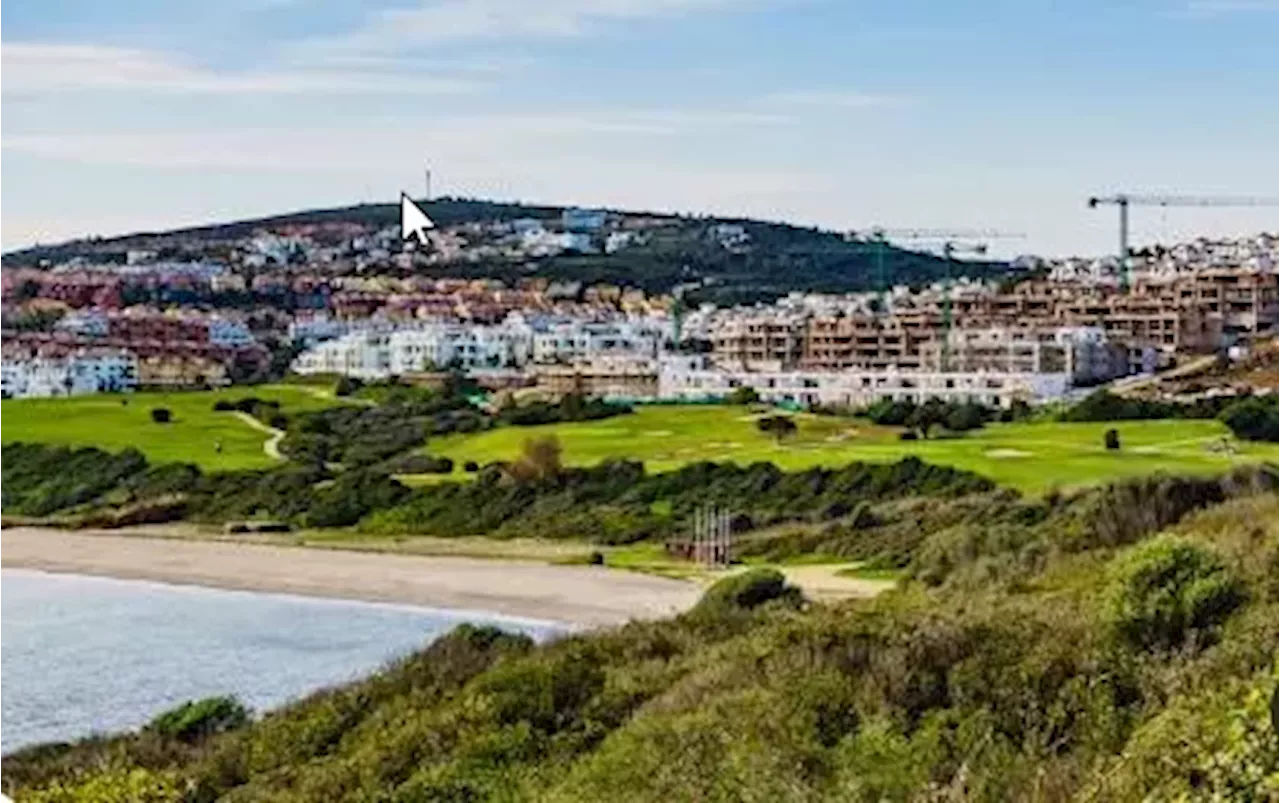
423, 404, 1275, 494
0, 385, 341, 471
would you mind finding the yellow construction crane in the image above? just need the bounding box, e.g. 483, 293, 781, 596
1086, 193, 1278, 288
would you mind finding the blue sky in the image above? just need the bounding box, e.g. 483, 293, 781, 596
2, 0, 1277, 255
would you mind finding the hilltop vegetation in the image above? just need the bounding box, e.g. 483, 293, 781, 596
4, 470, 1276, 802
1, 196, 1004, 301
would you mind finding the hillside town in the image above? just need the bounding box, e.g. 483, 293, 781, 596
2, 207, 1275, 409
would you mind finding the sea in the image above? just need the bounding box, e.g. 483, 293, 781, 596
0, 569, 564, 754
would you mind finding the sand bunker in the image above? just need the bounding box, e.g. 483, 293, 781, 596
986, 448, 1032, 459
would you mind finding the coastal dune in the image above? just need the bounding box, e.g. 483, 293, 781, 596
0, 528, 703, 627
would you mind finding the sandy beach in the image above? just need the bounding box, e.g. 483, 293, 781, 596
0, 528, 703, 627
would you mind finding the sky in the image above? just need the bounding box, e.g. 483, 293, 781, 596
2, 0, 1277, 256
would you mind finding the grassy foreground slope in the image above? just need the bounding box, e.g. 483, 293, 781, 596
425, 405, 1273, 493
0, 386, 339, 471
4, 472, 1275, 802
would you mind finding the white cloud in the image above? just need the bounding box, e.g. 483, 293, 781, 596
301, 0, 759, 55
0, 43, 482, 96
1, 107, 787, 169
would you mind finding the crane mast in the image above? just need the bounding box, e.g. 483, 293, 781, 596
1087, 193, 1278, 289
845, 229, 1021, 372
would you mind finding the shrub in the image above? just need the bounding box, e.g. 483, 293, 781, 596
1104, 428, 1121, 450
756, 415, 797, 442
212, 400, 236, 412
507, 436, 563, 483
147, 696, 249, 742
150, 408, 172, 424
692, 568, 803, 615
588, 551, 605, 566
898, 431, 918, 441
1218, 395, 1279, 442
727, 385, 760, 405
1104, 535, 1246, 652
334, 376, 363, 397
383, 454, 454, 475
944, 402, 993, 433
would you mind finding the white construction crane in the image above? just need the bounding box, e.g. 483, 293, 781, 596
1086, 193, 1278, 287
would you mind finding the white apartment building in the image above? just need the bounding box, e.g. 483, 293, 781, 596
1, 348, 139, 399
531, 319, 670, 364
290, 317, 673, 379
657, 356, 1069, 409
920, 326, 1132, 383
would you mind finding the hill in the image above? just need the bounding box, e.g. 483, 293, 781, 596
0, 197, 1010, 303
3, 469, 1276, 801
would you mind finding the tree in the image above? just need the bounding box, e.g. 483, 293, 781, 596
1218, 396, 1279, 442
944, 402, 991, 433
509, 436, 563, 483
756, 415, 798, 443
150, 408, 172, 424
727, 385, 760, 405
907, 399, 947, 439
1105, 428, 1121, 450
334, 376, 363, 397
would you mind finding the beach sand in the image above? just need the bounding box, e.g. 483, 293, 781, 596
0, 528, 702, 628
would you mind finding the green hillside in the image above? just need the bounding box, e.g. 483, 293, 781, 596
4, 471, 1276, 801
0, 386, 341, 471
0, 197, 1006, 300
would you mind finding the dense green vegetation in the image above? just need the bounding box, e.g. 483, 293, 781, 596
365, 453, 994, 542
0, 436, 991, 540
1219, 394, 1280, 442
5, 471, 1276, 802
1060, 388, 1267, 424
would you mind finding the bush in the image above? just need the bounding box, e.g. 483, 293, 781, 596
944, 402, 993, 433
692, 568, 803, 615
383, 454, 454, 474
1104, 535, 1246, 652
1218, 395, 1278, 442
334, 376, 363, 397
147, 696, 249, 742
588, 550, 605, 566
1105, 428, 1121, 450
464, 461, 479, 473
898, 430, 918, 441
727, 385, 760, 405
507, 436, 563, 483
756, 415, 797, 442
150, 408, 171, 424
212, 400, 236, 412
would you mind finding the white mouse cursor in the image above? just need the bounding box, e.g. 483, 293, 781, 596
400, 193, 435, 245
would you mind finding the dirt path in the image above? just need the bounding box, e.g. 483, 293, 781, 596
1, 528, 702, 628
777, 564, 897, 601
232, 412, 285, 460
